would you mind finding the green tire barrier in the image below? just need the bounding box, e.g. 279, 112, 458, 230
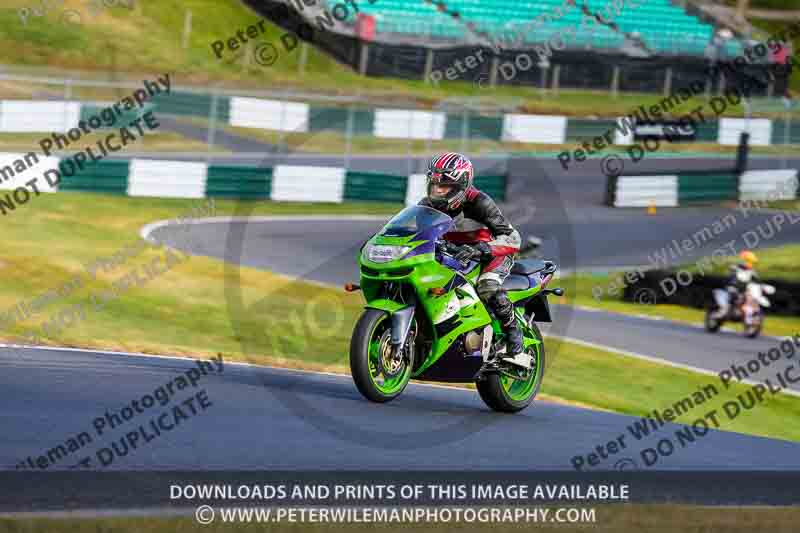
9, 156, 507, 204
205, 164, 272, 199
606, 169, 799, 207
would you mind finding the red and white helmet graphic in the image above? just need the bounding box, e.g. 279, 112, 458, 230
426, 152, 474, 211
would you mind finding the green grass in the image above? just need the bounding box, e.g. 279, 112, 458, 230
768, 199, 800, 210
3, 505, 800, 532
565, 244, 800, 338
0, 132, 225, 153
3, 0, 799, 116
3, 192, 799, 449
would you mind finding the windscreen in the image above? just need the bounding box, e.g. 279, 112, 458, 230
379, 205, 452, 238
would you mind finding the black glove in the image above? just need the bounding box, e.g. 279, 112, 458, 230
453, 244, 484, 263
473, 242, 492, 261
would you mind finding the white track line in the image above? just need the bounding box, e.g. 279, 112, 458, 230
550, 335, 800, 399
139, 214, 389, 245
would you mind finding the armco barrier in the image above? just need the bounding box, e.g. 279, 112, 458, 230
0, 155, 507, 204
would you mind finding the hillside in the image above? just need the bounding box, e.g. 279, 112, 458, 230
1, 0, 798, 113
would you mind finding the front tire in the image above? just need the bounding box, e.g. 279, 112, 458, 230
350, 309, 413, 403
476, 323, 545, 413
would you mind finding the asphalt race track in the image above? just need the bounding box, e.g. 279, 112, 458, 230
3, 155, 799, 485
1, 345, 799, 474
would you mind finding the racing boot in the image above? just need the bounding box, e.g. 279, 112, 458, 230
500, 322, 530, 369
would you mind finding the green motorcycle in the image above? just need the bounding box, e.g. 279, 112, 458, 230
346, 205, 563, 413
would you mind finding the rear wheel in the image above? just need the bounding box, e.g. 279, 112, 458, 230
350, 309, 413, 403
476, 323, 545, 413
744, 313, 763, 338
705, 308, 722, 333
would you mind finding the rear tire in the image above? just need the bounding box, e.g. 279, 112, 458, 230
350, 309, 413, 403
744, 314, 763, 339
476, 323, 545, 413
705, 308, 722, 333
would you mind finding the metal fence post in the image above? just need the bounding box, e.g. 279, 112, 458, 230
782, 97, 791, 169
663, 67, 673, 98
182, 9, 193, 50
359, 43, 370, 76
552, 64, 561, 95
344, 101, 354, 171
424, 49, 433, 83
278, 87, 289, 158
406, 108, 413, 177
611, 65, 620, 99
63, 78, 72, 136
489, 56, 499, 88
207, 85, 219, 157
460, 107, 469, 154
298, 43, 309, 76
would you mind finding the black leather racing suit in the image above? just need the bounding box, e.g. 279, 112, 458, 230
420, 187, 522, 335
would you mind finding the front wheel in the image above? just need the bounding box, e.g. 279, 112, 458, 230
476, 323, 546, 413
350, 309, 413, 403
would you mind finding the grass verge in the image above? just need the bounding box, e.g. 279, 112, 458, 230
3, 192, 799, 447
2, 505, 800, 532
564, 243, 800, 338
0, 132, 225, 154
203, 120, 800, 156
3, 0, 798, 114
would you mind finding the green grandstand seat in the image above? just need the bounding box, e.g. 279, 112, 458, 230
350, 0, 753, 58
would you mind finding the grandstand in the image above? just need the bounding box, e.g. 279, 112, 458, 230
252, 0, 786, 95
354, 0, 742, 57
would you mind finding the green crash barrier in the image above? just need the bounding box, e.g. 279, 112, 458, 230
770, 120, 800, 146
149, 91, 231, 123
343, 171, 407, 203
205, 164, 272, 199
58, 159, 130, 195
677, 173, 739, 204
474, 175, 507, 201
79, 103, 155, 130
693, 122, 720, 143
308, 107, 375, 136
565, 120, 618, 143
443, 114, 504, 141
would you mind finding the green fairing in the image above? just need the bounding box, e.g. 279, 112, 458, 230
357, 207, 544, 378
350, 206, 554, 411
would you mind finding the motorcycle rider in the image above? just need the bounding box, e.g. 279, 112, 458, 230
712, 250, 760, 319
419, 152, 524, 361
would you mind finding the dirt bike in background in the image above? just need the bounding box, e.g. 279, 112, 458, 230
705, 282, 776, 338
346, 205, 563, 413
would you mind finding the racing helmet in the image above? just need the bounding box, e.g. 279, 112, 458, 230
425, 152, 474, 211
739, 250, 758, 269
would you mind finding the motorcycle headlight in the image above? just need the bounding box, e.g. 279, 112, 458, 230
362, 244, 411, 263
